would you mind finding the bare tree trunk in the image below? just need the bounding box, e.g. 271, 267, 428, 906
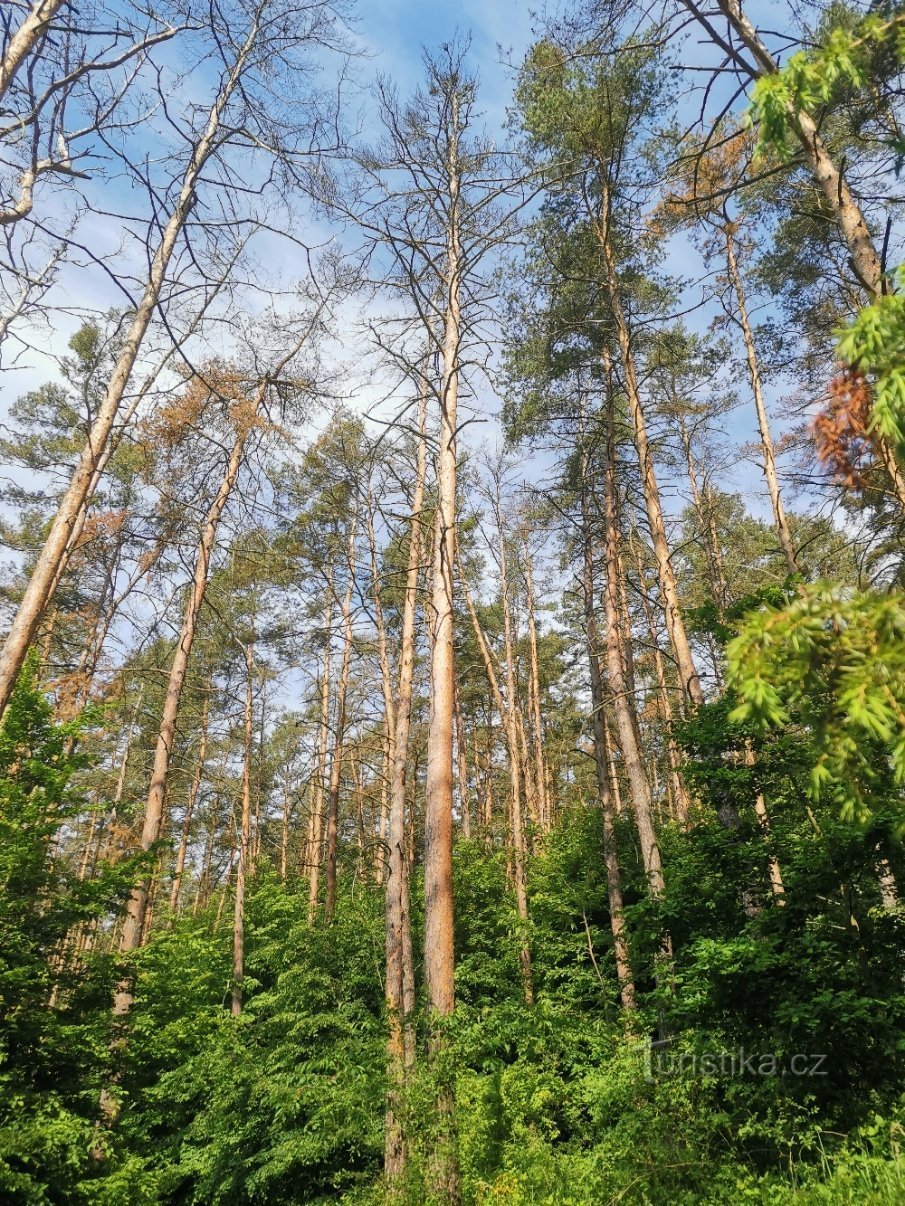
324, 523, 357, 923
114, 414, 255, 996
424, 173, 460, 1028
631, 538, 691, 824
195, 788, 223, 917
459, 544, 533, 1002
522, 538, 549, 833
454, 685, 471, 839
422, 111, 464, 1200
232, 644, 254, 1015
677, 416, 730, 610
580, 500, 637, 1016
169, 690, 210, 913
366, 482, 396, 888
599, 406, 666, 899
308, 570, 334, 921
0, 17, 263, 716
595, 210, 703, 706
279, 786, 291, 882
724, 226, 799, 574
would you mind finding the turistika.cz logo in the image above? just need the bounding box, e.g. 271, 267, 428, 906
643, 1040, 828, 1081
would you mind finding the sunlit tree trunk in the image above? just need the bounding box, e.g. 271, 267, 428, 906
600, 395, 666, 899
459, 547, 534, 1002
325, 523, 357, 923
723, 225, 799, 574
307, 570, 334, 922
384, 384, 424, 1176
232, 642, 254, 1015
579, 455, 637, 1015
114, 412, 256, 1003
631, 538, 691, 824
522, 538, 549, 833
676, 415, 730, 610
596, 204, 703, 706
169, 689, 210, 913
424, 99, 461, 1035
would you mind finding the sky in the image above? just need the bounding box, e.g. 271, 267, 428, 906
0, 0, 823, 554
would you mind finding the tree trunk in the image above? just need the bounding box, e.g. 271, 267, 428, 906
599, 402, 666, 899
0, 16, 263, 717
114, 416, 254, 997
366, 483, 396, 887
454, 685, 471, 839
595, 205, 703, 706
677, 416, 730, 610
324, 522, 356, 923
424, 184, 460, 1027
723, 225, 799, 574
522, 538, 549, 833
459, 544, 534, 1002
579, 467, 637, 1015
307, 570, 334, 921
169, 689, 210, 913
385, 381, 426, 1180
423, 100, 463, 1200
232, 644, 253, 1019
631, 538, 692, 824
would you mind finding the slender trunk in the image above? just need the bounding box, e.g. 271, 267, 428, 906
90, 689, 143, 880
677, 416, 730, 610
366, 486, 396, 888
522, 540, 549, 832
454, 685, 471, 839
595, 206, 702, 706
580, 502, 637, 1015
169, 691, 210, 913
324, 524, 356, 923
280, 787, 291, 881
603, 712, 624, 817
115, 415, 254, 987
195, 788, 223, 916
423, 105, 463, 1200
631, 538, 691, 824
424, 186, 459, 1026
232, 642, 254, 1015
598, 406, 666, 898
307, 569, 334, 920
0, 16, 262, 716
459, 545, 533, 1001
724, 226, 799, 574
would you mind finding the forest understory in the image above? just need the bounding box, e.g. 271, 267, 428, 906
3, 0, 905, 1202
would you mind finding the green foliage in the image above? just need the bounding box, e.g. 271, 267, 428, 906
749, 13, 905, 159
726, 584, 905, 822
